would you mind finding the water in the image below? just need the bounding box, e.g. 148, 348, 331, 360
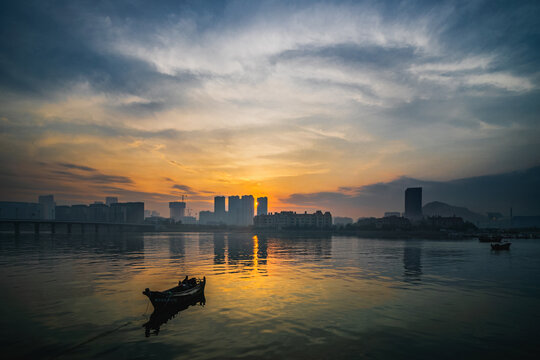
1, 232, 539, 359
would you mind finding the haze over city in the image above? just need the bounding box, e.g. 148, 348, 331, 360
1, 0, 539, 218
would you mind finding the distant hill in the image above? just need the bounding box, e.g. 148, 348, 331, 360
422, 201, 486, 224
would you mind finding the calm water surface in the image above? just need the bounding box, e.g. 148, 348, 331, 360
1, 232, 539, 359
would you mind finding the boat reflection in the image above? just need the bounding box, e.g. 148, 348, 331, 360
142, 292, 206, 337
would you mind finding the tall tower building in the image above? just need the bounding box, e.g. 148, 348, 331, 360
241, 195, 255, 225
214, 196, 225, 214
214, 196, 226, 223
169, 201, 186, 222
228, 196, 241, 225
257, 197, 268, 216
404, 187, 422, 220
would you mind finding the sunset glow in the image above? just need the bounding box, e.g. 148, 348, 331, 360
1, 1, 539, 218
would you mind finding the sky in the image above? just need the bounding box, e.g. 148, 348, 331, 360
1, 0, 539, 218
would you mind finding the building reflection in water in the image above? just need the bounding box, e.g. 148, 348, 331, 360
211, 233, 268, 274
169, 236, 186, 257
213, 233, 226, 265
403, 241, 422, 281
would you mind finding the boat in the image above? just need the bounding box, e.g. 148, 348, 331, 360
143, 292, 205, 336
491, 242, 511, 250
143, 276, 206, 309
479, 235, 502, 243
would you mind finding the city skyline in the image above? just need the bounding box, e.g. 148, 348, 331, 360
1, 1, 539, 219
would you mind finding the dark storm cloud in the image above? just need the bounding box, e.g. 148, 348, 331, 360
283, 166, 540, 216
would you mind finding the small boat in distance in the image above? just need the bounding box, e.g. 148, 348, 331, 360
479, 235, 502, 243
491, 242, 511, 251
143, 276, 206, 309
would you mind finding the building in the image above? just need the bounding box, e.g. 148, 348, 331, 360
38, 195, 55, 220
241, 195, 254, 225
0, 202, 41, 220
199, 210, 216, 225
214, 196, 226, 223
169, 201, 186, 222
257, 197, 268, 216
214, 196, 225, 215
55, 205, 71, 221
125, 202, 144, 223
179, 215, 197, 224
228, 196, 241, 225
356, 216, 411, 230
106, 197, 118, 206
254, 210, 332, 229
404, 187, 423, 220
70, 204, 89, 221
333, 216, 353, 226
144, 210, 160, 218
109, 202, 144, 223
88, 203, 109, 222
384, 212, 401, 218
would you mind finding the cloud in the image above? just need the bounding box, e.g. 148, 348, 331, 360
1, 0, 540, 218
172, 184, 196, 194
282, 166, 540, 217
57, 162, 97, 172
50, 170, 133, 184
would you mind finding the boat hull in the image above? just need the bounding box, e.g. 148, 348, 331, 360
491, 243, 511, 250
143, 277, 206, 309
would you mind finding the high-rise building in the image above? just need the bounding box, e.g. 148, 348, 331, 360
38, 194, 55, 220
214, 196, 226, 223
125, 202, 144, 223
241, 195, 254, 225
404, 187, 423, 220
214, 196, 226, 214
106, 197, 118, 206
228, 196, 241, 225
169, 201, 186, 222
257, 197, 268, 216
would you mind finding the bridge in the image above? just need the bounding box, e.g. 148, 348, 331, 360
0, 219, 156, 235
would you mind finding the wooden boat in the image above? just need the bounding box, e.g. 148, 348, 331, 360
143, 276, 206, 309
143, 292, 205, 336
491, 242, 511, 250
479, 235, 502, 243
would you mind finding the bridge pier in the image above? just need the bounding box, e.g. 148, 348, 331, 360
67, 223, 72, 234
51, 223, 56, 234
80, 223, 85, 234
34, 223, 40, 234
14, 222, 20, 235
